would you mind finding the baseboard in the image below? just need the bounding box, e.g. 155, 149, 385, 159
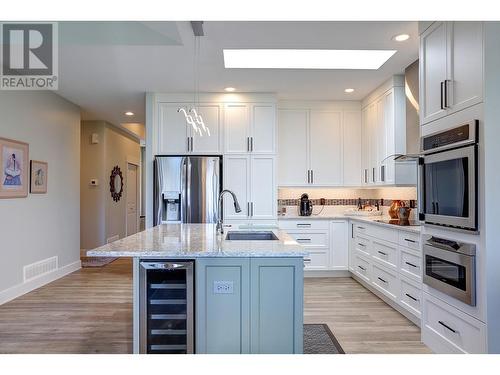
0, 260, 81, 305
304, 270, 351, 278
350, 272, 421, 327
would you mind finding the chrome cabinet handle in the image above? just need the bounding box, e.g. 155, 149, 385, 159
358, 265, 366, 271
191, 137, 194, 151
405, 293, 418, 302
438, 320, 457, 334
303, 258, 311, 263
297, 223, 311, 227
187, 137, 190, 152
250, 137, 254, 152
357, 226, 366, 230
405, 261, 418, 268
381, 165, 385, 182
247, 137, 250, 152
247, 202, 250, 217
311, 170, 314, 184
377, 277, 387, 283
307, 170, 310, 184
377, 251, 388, 256
251, 202, 254, 217
296, 238, 312, 243
358, 243, 366, 247
372, 167, 375, 183
404, 238, 416, 243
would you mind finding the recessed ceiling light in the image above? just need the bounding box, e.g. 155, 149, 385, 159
224, 87, 236, 92
223, 49, 397, 70
125, 111, 134, 116
393, 34, 410, 42
344, 88, 355, 93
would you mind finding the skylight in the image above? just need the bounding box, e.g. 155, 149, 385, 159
223, 49, 397, 70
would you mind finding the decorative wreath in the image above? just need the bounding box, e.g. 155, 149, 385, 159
109, 165, 124, 202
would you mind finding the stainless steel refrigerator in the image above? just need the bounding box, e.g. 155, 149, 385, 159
153, 156, 222, 226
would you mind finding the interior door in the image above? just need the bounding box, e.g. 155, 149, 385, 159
250, 156, 276, 220
277, 110, 309, 185
191, 104, 221, 153
251, 104, 276, 153
127, 163, 139, 236
158, 103, 190, 154
420, 22, 449, 125
224, 104, 250, 153
309, 111, 342, 185
223, 155, 250, 220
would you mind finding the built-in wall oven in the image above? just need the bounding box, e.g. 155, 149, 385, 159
423, 235, 476, 306
418, 120, 478, 232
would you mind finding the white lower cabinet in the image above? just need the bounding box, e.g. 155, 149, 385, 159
278, 219, 349, 272
349, 220, 423, 321
400, 275, 422, 318
422, 292, 486, 354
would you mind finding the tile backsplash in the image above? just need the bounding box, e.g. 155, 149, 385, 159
278, 187, 417, 208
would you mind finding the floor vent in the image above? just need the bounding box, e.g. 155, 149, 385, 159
23, 256, 58, 282
107, 235, 119, 243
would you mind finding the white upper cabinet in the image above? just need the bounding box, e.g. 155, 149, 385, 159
420, 22, 449, 125
224, 103, 276, 154
158, 103, 191, 154
278, 110, 309, 185
420, 21, 483, 126
278, 106, 361, 187
448, 22, 483, 113
343, 111, 362, 186
251, 105, 276, 153
361, 77, 413, 186
224, 104, 250, 153
157, 102, 221, 154
191, 104, 221, 153
309, 111, 342, 186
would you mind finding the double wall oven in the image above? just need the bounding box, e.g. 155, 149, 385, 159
418, 120, 478, 232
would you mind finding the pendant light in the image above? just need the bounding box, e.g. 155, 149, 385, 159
178, 23, 210, 137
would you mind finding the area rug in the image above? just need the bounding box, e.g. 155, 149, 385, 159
303, 324, 345, 354
80, 256, 117, 268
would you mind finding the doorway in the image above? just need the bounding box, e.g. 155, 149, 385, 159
126, 162, 140, 236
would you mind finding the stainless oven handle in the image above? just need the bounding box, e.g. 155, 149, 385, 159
417, 157, 424, 220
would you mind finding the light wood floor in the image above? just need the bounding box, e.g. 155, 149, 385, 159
0, 259, 430, 354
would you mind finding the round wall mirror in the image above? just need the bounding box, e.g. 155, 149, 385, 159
110, 166, 124, 202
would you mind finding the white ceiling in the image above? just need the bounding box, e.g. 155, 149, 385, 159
57, 21, 419, 128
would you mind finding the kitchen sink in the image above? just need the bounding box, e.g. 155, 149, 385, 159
225, 231, 279, 241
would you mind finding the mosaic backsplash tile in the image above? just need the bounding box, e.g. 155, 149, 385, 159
278, 198, 416, 208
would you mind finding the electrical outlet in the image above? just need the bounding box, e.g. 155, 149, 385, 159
213, 281, 234, 294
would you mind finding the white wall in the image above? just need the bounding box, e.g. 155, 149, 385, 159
0, 91, 81, 302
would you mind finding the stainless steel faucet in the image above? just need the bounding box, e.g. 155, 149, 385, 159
216, 189, 241, 234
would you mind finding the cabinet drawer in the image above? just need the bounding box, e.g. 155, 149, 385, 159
371, 263, 399, 301
400, 275, 422, 318
353, 222, 398, 243
279, 220, 329, 230
371, 239, 398, 270
422, 292, 486, 353
287, 232, 328, 247
400, 248, 422, 282
353, 254, 370, 283
353, 236, 370, 257
304, 250, 329, 270
398, 231, 421, 252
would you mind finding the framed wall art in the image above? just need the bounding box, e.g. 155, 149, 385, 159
0, 137, 29, 199
30, 160, 48, 194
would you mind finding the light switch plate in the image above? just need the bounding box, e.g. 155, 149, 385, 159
213, 281, 234, 294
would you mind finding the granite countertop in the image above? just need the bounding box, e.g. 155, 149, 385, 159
278, 213, 421, 233
87, 223, 307, 258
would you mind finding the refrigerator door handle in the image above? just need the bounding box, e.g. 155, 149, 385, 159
186, 157, 192, 223
180, 158, 188, 223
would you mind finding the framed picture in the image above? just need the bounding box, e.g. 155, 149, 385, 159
30, 160, 48, 194
0, 137, 29, 199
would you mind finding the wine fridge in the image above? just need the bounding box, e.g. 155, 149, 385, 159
139, 261, 194, 354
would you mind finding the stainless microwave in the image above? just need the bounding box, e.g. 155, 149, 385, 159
423, 235, 476, 306
418, 121, 478, 232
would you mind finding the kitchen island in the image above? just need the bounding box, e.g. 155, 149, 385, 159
88, 223, 307, 354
